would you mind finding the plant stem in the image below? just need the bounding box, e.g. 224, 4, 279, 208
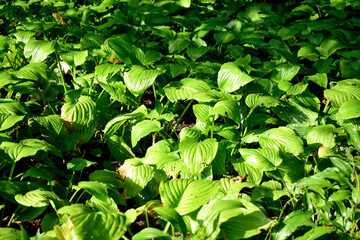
7, 206, 21, 227
158, 131, 175, 151
163, 221, 171, 233
8, 163, 16, 181
5, 54, 14, 69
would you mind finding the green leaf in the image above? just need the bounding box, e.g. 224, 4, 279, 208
15, 189, 61, 208
132, 228, 171, 240
73, 181, 110, 203
0, 139, 62, 162
60, 50, 88, 67
131, 120, 163, 147
164, 78, 211, 102
180, 137, 218, 175
240, 148, 282, 171
214, 31, 235, 44
24, 40, 56, 63
275, 64, 300, 81
245, 94, 281, 108
22, 167, 53, 182
159, 179, 221, 215
307, 125, 336, 148
61, 95, 96, 129
272, 210, 314, 240
0, 99, 27, 131
124, 65, 161, 95
210, 100, 245, 124
67, 158, 96, 172
0, 228, 22, 240
34, 114, 63, 135
153, 207, 187, 236
306, 73, 328, 88
218, 62, 254, 93
119, 158, 154, 197
108, 38, 145, 66
324, 82, 360, 108
259, 127, 304, 155
295, 227, 335, 240
232, 157, 263, 184
0, 181, 21, 203
177, 0, 191, 8
336, 99, 360, 120
103, 105, 147, 137
62, 209, 135, 240
186, 46, 207, 61
16, 63, 49, 81
107, 135, 135, 163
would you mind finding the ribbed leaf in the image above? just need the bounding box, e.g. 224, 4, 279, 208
0, 139, 62, 162
0, 99, 27, 131
103, 105, 147, 137
153, 207, 187, 236
275, 64, 300, 81
108, 38, 145, 66
180, 137, 218, 175
124, 65, 161, 95
61, 50, 88, 67
259, 127, 304, 155
107, 135, 135, 163
164, 78, 211, 102
67, 158, 96, 172
210, 100, 245, 124
159, 179, 221, 215
218, 62, 254, 93
0, 181, 21, 203
191, 90, 233, 102
16, 63, 49, 81
15, 189, 61, 208
307, 125, 336, 148
61, 95, 96, 129
60, 208, 136, 240
118, 158, 154, 197
131, 120, 163, 147
324, 82, 360, 108
73, 181, 110, 203
245, 94, 281, 108
193, 103, 213, 122
34, 114, 63, 135
336, 99, 360, 120
24, 40, 56, 63
240, 148, 282, 171
132, 228, 171, 240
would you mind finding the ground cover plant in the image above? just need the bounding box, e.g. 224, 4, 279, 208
1, 0, 360, 239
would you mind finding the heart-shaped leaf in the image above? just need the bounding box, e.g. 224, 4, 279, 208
124, 65, 161, 95
164, 78, 211, 102
131, 120, 163, 147
180, 137, 218, 175
24, 40, 56, 63
218, 62, 254, 93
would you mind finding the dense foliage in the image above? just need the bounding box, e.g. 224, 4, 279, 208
1, 0, 360, 239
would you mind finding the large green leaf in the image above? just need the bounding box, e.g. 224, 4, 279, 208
180, 137, 218, 175
107, 38, 145, 66
0, 228, 22, 240
24, 40, 56, 63
0, 181, 21, 203
240, 148, 282, 171
118, 158, 154, 198
219, 199, 272, 239
259, 127, 304, 155
132, 228, 171, 240
159, 179, 221, 215
336, 99, 360, 120
164, 78, 211, 102
61, 95, 96, 129
107, 135, 135, 163
275, 64, 300, 81
34, 114, 63, 135
272, 210, 314, 240
307, 124, 336, 148
103, 105, 147, 137
0, 99, 27, 131
15, 189, 61, 208
60, 50, 88, 67
0, 139, 62, 162
16, 63, 49, 81
217, 62, 254, 93
124, 65, 161, 95
58, 206, 136, 240
245, 94, 281, 108
324, 82, 360, 108
131, 120, 163, 147
144, 140, 182, 176
210, 100, 246, 124
153, 207, 187, 236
